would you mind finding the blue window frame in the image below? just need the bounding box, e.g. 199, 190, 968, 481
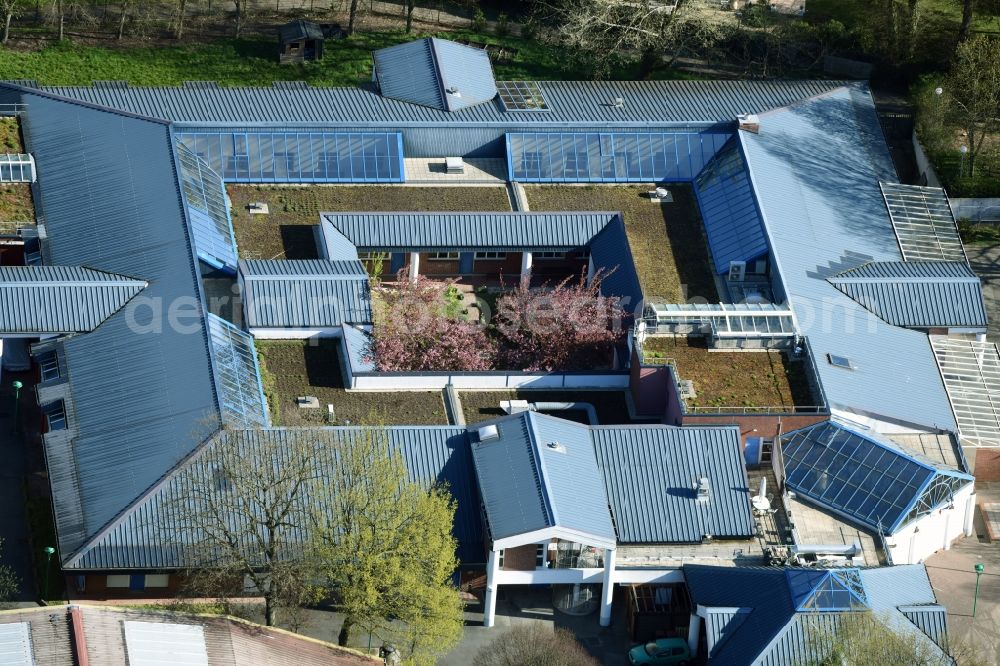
206, 313, 269, 428
176, 131, 405, 183
176, 142, 238, 273
507, 132, 730, 183
42, 400, 67, 431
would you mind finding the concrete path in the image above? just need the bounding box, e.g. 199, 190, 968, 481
0, 371, 39, 602
967, 246, 1000, 345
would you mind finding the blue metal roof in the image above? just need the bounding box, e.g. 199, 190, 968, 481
239, 259, 372, 328
589, 219, 644, 313
739, 85, 958, 431
827, 261, 987, 329
592, 425, 755, 543
694, 137, 769, 272
373, 38, 497, 112
18, 91, 227, 560
469, 412, 615, 544
898, 605, 949, 652
781, 420, 973, 534
0, 266, 146, 333
684, 564, 947, 666
68, 426, 485, 568
22, 79, 849, 127
321, 212, 617, 251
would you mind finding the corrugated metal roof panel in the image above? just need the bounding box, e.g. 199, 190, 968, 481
322, 212, 616, 251
593, 425, 754, 543
898, 604, 949, 651
19, 91, 225, 560
739, 86, 957, 431
828, 261, 987, 329
124, 621, 210, 666
431, 38, 498, 112
26, 79, 850, 127
694, 137, 769, 272
703, 607, 751, 657
0, 623, 33, 666
0, 266, 146, 333
373, 38, 445, 111
240, 260, 372, 328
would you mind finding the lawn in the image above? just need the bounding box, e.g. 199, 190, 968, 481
0, 28, 672, 87
642, 336, 815, 410
255, 339, 448, 426
459, 390, 637, 425
0, 119, 34, 234
523, 185, 718, 303
959, 219, 1000, 245
229, 185, 511, 260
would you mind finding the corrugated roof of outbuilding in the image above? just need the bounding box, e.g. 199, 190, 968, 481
0, 266, 146, 333
23, 79, 850, 127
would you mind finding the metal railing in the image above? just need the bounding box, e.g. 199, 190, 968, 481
0, 103, 27, 117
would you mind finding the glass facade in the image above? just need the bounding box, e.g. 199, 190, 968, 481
176, 142, 238, 272
176, 131, 404, 183
506, 132, 730, 183
782, 421, 972, 534
206, 313, 269, 428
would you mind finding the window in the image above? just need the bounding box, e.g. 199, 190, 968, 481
475, 252, 507, 260
37, 350, 59, 382
535, 544, 547, 568
42, 401, 66, 431
358, 251, 387, 261
534, 251, 564, 260
106, 575, 130, 588
497, 550, 504, 568
145, 574, 170, 588
827, 354, 854, 370
427, 252, 459, 261
497, 81, 550, 111
521, 152, 542, 178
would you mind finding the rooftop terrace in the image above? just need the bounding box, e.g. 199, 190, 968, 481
523, 184, 718, 303
228, 184, 512, 260
642, 336, 817, 412
0, 118, 33, 234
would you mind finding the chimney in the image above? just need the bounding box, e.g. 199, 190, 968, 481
69, 605, 90, 666
737, 113, 760, 134
695, 477, 711, 502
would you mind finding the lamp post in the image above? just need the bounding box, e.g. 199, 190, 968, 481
973, 563, 985, 618
960, 145, 969, 178
11, 380, 22, 434
42, 546, 56, 601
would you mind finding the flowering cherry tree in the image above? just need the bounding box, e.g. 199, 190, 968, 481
494, 270, 626, 371
369, 273, 496, 371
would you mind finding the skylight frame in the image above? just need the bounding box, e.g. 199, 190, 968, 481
931, 336, 1000, 447
880, 182, 967, 263
205, 313, 270, 429
497, 80, 550, 111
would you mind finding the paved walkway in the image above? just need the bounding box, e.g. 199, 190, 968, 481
967, 246, 1000, 345
0, 370, 39, 602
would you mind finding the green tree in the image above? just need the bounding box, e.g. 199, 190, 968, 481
167, 428, 324, 627
803, 611, 956, 666
0, 0, 23, 44
310, 426, 463, 664
473, 625, 600, 666
0, 538, 21, 603
945, 35, 1000, 175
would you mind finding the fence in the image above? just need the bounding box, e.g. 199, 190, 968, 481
350, 371, 630, 390
951, 198, 1000, 222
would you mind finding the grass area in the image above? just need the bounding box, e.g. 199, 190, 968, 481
808, 0, 1000, 35
642, 336, 814, 410
523, 185, 717, 303
0, 118, 34, 233
229, 185, 511, 259
25, 497, 62, 601
255, 339, 448, 426
0, 28, 688, 87
959, 220, 1000, 245
459, 390, 637, 425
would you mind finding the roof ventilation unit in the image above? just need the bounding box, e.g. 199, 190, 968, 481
612, 97, 624, 108
737, 113, 760, 133
695, 477, 711, 502
546, 441, 567, 454
446, 86, 461, 97
477, 424, 500, 442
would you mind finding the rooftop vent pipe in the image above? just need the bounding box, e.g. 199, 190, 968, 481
737, 113, 760, 134
695, 477, 711, 502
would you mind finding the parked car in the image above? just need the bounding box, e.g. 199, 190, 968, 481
627, 637, 691, 666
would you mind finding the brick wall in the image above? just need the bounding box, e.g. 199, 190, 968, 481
67, 572, 185, 600
501, 544, 540, 571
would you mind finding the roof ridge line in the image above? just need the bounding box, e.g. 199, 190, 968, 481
524, 412, 559, 528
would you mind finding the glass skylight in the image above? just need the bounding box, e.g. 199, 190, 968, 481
497, 81, 549, 111
880, 182, 966, 263
205, 313, 269, 429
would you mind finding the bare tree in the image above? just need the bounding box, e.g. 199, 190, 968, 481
0, 0, 21, 44
232, 0, 248, 37
945, 35, 1000, 175
165, 428, 323, 627
50, 0, 64, 40
958, 0, 974, 43
405, 0, 415, 33
116, 0, 129, 39
174, 0, 187, 39
347, 0, 360, 34
474, 625, 600, 666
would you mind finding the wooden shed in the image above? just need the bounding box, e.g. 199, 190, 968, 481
278, 20, 324, 64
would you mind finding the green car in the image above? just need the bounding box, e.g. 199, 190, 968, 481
627, 637, 691, 665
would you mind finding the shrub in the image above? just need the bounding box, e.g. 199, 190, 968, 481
473, 625, 599, 666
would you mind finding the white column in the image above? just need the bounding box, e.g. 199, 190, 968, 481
483, 549, 501, 628
965, 492, 977, 537
408, 252, 420, 282
687, 613, 702, 655
520, 251, 533, 281
599, 547, 616, 627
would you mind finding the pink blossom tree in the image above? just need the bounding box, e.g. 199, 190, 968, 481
493, 270, 626, 371
369, 272, 496, 372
